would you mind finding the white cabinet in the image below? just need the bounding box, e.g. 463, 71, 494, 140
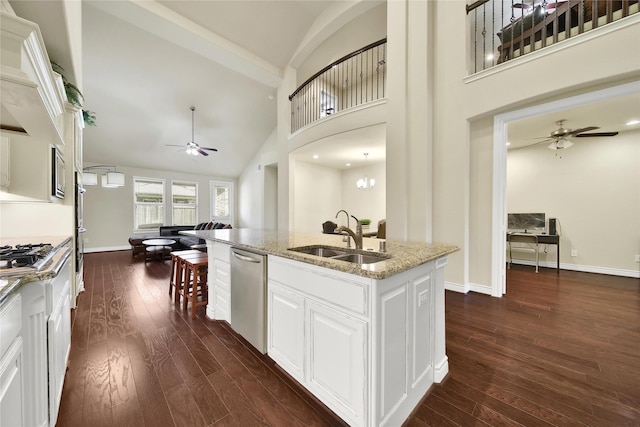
19, 253, 71, 427
207, 241, 231, 321
307, 300, 366, 426
1, 11, 74, 203
267, 255, 448, 427
0, 294, 24, 427
48, 261, 71, 426
268, 257, 369, 426
267, 282, 305, 381
20, 279, 49, 427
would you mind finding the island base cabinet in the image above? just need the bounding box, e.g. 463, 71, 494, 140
307, 301, 367, 427
266, 255, 449, 427
207, 241, 231, 321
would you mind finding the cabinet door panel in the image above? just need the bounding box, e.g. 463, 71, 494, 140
0, 338, 24, 427
268, 282, 304, 381
307, 301, 366, 426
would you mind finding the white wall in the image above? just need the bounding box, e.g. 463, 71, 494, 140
237, 130, 278, 229
296, 4, 387, 85
0, 202, 73, 239
292, 160, 342, 233
83, 163, 234, 251
430, 2, 640, 290
291, 160, 386, 234
341, 162, 386, 228
507, 129, 640, 275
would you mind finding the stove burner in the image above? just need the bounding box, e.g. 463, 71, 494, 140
0, 243, 53, 269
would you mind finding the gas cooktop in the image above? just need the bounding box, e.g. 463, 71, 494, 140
0, 243, 55, 273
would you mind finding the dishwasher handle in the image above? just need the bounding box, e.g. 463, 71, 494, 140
232, 250, 262, 263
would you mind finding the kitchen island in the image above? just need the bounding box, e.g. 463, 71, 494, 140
183, 228, 458, 427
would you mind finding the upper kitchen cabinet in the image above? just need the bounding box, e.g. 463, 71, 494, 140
0, 10, 71, 202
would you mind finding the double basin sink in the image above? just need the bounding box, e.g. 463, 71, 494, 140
288, 245, 390, 265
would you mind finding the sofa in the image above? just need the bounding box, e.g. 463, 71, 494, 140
128, 222, 231, 257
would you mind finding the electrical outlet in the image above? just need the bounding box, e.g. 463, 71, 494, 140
635, 254, 640, 263
418, 290, 429, 307
571, 249, 578, 257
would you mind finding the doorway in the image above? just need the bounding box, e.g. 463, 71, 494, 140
492, 81, 640, 296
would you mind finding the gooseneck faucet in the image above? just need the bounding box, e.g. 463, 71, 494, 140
335, 214, 363, 250
335, 209, 351, 247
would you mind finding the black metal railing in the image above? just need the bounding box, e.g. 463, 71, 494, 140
467, 0, 639, 73
289, 39, 387, 133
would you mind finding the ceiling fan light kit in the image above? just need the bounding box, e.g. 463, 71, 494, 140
165, 106, 218, 157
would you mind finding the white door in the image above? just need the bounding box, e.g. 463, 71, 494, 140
306, 300, 367, 427
268, 282, 305, 381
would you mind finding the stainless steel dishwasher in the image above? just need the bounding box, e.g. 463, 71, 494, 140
230, 247, 267, 353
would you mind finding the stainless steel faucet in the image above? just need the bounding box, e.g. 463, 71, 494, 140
335, 214, 363, 250
335, 209, 351, 247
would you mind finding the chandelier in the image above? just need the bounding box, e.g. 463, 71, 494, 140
356, 153, 375, 189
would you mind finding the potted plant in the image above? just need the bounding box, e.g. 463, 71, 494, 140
51, 61, 96, 126
359, 218, 371, 230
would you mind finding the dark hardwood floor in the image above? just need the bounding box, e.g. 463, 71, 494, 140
57, 251, 640, 427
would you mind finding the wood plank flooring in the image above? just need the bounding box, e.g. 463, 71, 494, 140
57, 251, 640, 426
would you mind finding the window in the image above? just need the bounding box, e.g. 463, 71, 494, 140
134, 178, 164, 230
172, 181, 197, 225
210, 180, 234, 225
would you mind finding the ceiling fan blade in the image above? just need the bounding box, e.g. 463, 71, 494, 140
512, 3, 533, 9
567, 126, 599, 136
534, 138, 555, 145
544, 1, 568, 9
200, 147, 218, 152
197, 149, 209, 156
574, 131, 619, 137
165, 144, 185, 147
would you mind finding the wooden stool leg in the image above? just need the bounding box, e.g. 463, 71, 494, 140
183, 263, 192, 311
169, 254, 177, 296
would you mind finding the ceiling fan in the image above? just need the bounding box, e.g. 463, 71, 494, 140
537, 119, 619, 150
165, 106, 218, 156
511, 0, 567, 11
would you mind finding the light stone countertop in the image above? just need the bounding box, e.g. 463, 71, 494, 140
0, 236, 73, 305
183, 229, 459, 280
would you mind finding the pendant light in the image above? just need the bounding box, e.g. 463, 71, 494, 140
356, 153, 375, 189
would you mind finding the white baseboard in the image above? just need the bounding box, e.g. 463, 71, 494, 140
468, 282, 493, 295
511, 259, 639, 278
433, 356, 449, 383
444, 281, 467, 293
84, 245, 130, 253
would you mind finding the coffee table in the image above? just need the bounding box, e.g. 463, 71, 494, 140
142, 239, 176, 263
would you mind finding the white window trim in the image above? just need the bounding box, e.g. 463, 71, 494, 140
210, 180, 234, 226
171, 180, 198, 226
133, 176, 166, 232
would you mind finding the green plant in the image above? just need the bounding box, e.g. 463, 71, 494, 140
51, 61, 96, 126
359, 218, 371, 226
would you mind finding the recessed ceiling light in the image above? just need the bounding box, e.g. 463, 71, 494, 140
346, 163, 351, 167
506, 142, 511, 146
313, 154, 319, 159
626, 119, 640, 126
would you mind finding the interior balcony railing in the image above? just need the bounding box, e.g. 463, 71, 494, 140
467, 0, 639, 73
289, 38, 387, 133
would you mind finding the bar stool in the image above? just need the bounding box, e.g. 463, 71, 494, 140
182, 253, 209, 318
169, 250, 202, 301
